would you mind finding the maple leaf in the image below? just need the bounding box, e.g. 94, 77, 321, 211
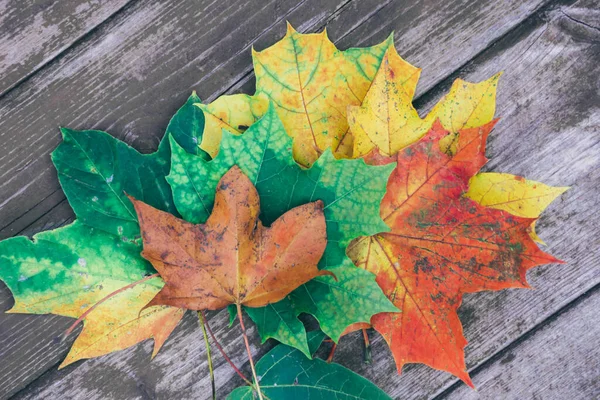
465, 172, 568, 244
52, 92, 205, 240
130, 166, 331, 310
0, 94, 203, 365
228, 331, 392, 400
348, 47, 426, 157
234, 254, 399, 359
197, 23, 396, 167
168, 105, 397, 351
0, 221, 184, 367
347, 46, 501, 158
347, 121, 561, 385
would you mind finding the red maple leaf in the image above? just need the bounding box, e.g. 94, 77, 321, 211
347, 120, 561, 385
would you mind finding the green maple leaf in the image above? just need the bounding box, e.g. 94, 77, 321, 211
168, 105, 398, 354
228, 331, 391, 400
0, 93, 203, 364
53, 92, 205, 239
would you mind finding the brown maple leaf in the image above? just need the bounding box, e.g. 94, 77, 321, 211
129, 166, 331, 311
347, 121, 561, 386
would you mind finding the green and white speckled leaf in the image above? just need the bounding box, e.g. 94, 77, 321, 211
291, 257, 397, 342
52, 93, 204, 240
227, 331, 392, 400
0, 221, 183, 367
168, 105, 397, 350
169, 104, 395, 263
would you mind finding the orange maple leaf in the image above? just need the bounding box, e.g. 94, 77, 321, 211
129, 166, 331, 311
347, 121, 561, 385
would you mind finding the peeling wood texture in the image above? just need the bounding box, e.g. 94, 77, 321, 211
0, 0, 599, 399
0, 0, 131, 95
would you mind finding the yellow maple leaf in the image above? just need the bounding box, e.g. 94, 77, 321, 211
0, 221, 185, 368
465, 172, 568, 244
430, 73, 502, 133
60, 282, 184, 367
347, 47, 423, 157
197, 23, 393, 167
347, 45, 502, 157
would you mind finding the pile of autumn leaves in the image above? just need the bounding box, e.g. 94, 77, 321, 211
0, 24, 566, 398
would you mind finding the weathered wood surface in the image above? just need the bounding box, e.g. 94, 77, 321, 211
0, 0, 132, 95
0, 0, 563, 396
0, 0, 598, 398
444, 289, 600, 399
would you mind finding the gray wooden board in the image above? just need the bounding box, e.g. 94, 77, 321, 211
443, 288, 600, 400
0, 0, 598, 398
0, 0, 562, 396
0, 0, 132, 96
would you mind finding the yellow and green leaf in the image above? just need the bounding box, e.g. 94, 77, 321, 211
0, 221, 184, 367
465, 172, 568, 243
196, 24, 394, 167
197, 93, 268, 158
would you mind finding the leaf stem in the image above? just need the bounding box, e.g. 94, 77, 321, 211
362, 328, 372, 364
236, 303, 264, 400
197, 312, 216, 400
201, 311, 252, 385
62, 273, 160, 341
326, 342, 337, 363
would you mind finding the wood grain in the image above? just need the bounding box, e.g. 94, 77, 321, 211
444, 287, 600, 400
0, 0, 132, 95
0, 0, 598, 398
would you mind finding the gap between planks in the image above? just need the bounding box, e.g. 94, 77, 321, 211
433, 282, 600, 399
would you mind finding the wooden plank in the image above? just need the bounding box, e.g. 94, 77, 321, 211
443, 288, 600, 399
0, 0, 581, 398
0, 0, 132, 96
2, 0, 597, 398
